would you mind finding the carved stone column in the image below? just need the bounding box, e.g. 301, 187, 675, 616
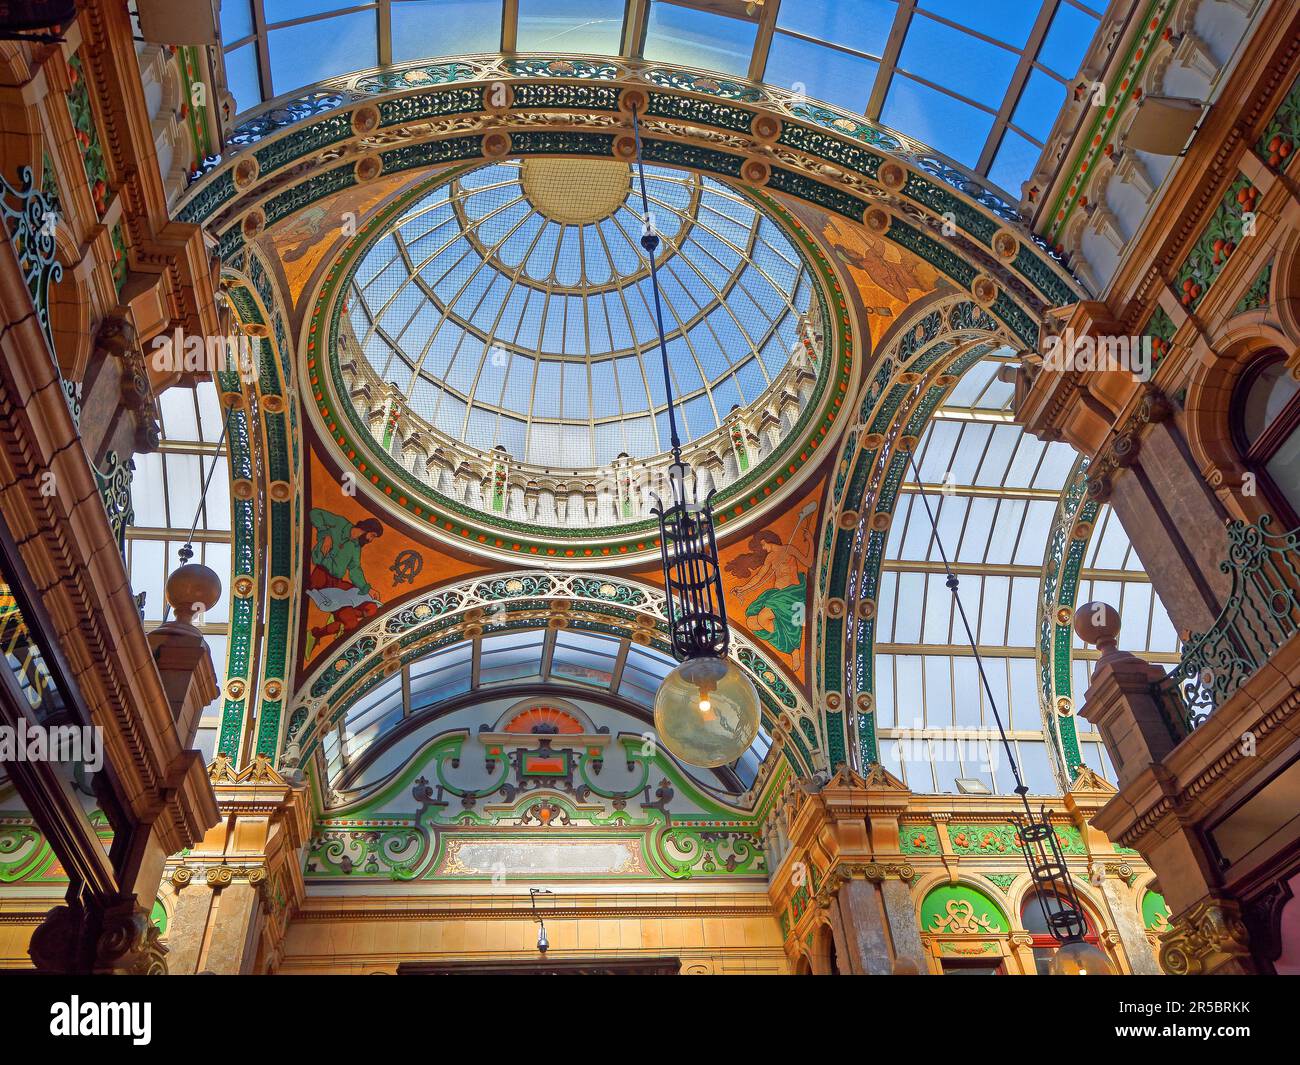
162, 756, 311, 975
770, 767, 928, 975
1096, 412, 1230, 636
829, 876, 892, 974
823, 867, 925, 975
1015, 309, 1231, 637
1095, 871, 1162, 975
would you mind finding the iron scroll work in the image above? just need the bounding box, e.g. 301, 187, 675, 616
1158, 516, 1300, 734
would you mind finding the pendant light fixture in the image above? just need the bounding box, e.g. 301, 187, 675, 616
529, 887, 551, 954
628, 104, 760, 769
901, 444, 1114, 975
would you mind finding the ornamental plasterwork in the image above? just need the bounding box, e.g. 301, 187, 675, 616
178, 56, 1079, 334
213, 256, 305, 762
302, 707, 785, 881
1158, 896, 1252, 976
815, 294, 1010, 766
285, 569, 821, 780
1033, 455, 1099, 789
928, 898, 999, 934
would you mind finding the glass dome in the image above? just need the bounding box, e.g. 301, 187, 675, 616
343, 158, 814, 467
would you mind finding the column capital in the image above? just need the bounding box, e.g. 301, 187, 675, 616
1159, 896, 1255, 975
94, 898, 169, 976
28, 897, 168, 975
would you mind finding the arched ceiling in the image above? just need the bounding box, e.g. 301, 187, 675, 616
324, 627, 774, 798
162, 15, 1143, 818
216, 0, 1105, 195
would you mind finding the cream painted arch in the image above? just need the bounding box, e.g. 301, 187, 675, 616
283, 568, 824, 784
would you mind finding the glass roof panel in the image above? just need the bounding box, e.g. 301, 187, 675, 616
642, 1, 757, 76
128, 381, 231, 764
896, 14, 1019, 110
393, 1, 506, 62
880, 75, 995, 169
1013, 67, 1069, 143
988, 129, 1043, 200
264, 0, 346, 19
268, 10, 378, 99
219, 0, 1111, 193
222, 43, 263, 113
763, 35, 878, 117
874, 352, 1176, 797
775, 0, 896, 57
917, 0, 1039, 48
221, 0, 254, 42
1038, 1, 1103, 77
345, 159, 812, 464
517, 0, 625, 54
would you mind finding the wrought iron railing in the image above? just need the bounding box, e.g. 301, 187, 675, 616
3, 166, 136, 562
1157, 516, 1300, 735
95, 451, 135, 557
0, 165, 63, 356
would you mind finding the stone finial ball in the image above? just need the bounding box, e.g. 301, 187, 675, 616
1074, 601, 1120, 648
166, 563, 222, 626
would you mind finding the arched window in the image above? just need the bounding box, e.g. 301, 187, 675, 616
1234, 355, 1300, 524
1021, 890, 1101, 975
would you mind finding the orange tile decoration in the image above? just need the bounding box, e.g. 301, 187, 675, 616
299, 443, 487, 677
819, 216, 943, 347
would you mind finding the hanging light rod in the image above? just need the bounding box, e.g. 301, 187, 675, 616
628, 104, 761, 770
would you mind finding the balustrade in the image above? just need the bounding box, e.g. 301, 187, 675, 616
335, 311, 825, 530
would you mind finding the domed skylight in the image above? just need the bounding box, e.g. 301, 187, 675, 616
344, 158, 814, 467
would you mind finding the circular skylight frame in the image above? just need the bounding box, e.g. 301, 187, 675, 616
315, 161, 849, 560
343, 158, 817, 468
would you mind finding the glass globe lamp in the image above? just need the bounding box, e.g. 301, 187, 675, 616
653, 656, 760, 767
1047, 938, 1115, 976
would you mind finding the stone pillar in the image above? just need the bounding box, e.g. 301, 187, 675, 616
1009, 932, 1037, 974
770, 767, 929, 974
830, 878, 891, 974
163, 757, 311, 975
880, 877, 927, 973
1096, 874, 1162, 975
1093, 413, 1230, 636
824, 870, 925, 974
1074, 602, 1180, 788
